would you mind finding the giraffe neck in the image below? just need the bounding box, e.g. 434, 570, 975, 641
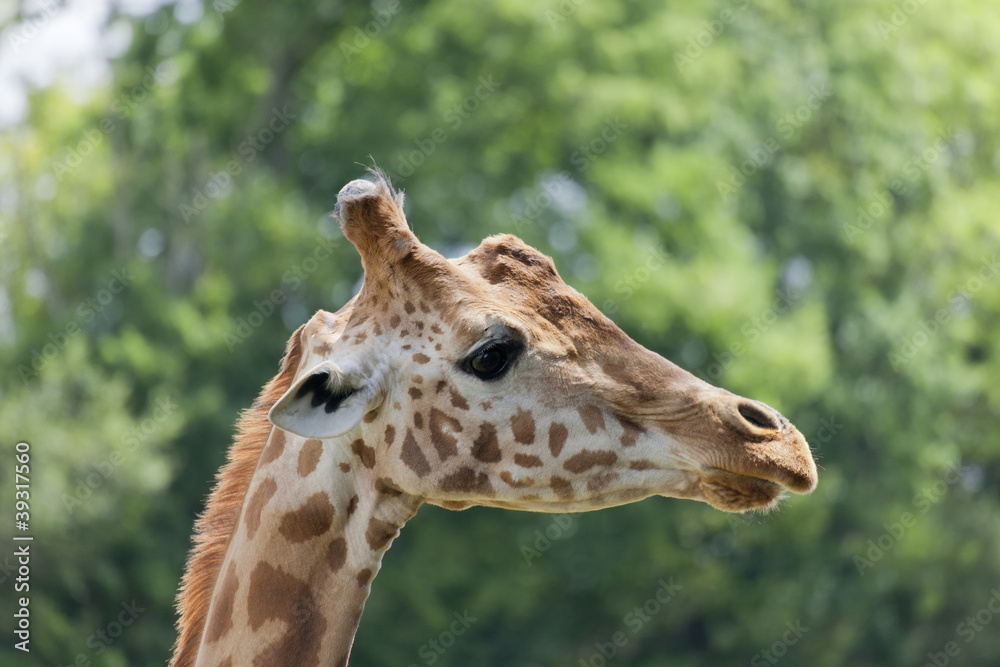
194, 427, 420, 667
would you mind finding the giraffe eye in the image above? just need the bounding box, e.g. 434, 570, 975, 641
464, 340, 520, 380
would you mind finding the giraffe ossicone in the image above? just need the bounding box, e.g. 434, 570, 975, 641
172, 171, 818, 667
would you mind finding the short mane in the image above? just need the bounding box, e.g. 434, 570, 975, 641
170, 325, 304, 667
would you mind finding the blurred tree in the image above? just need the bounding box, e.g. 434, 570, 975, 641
1, 0, 999, 665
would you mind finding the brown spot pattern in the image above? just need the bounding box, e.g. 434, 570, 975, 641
204, 563, 238, 643
414, 412, 424, 429
260, 429, 286, 465
384, 424, 396, 446
404, 301, 416, 314
366, 517, 398, 551
350, 439, 376, 469
514, 453, 543, 468
246, 563, 326, 667
389, 314, 401, 328
413, 353, 430, 364
429, 408, 462, 461
297, 439, 323, 477
511, 408, 536, 444
409, 387, 423, 400
615, 414, 646, 447
499, 471, 535, 488
550, 475, 574, 499
401, 429, 431, 476
375, 477, 403, 496
244, 477, 277, 540
578, 405, 606, 434
629, 459, 658, 471
431, 324, 444, 334
327, 537, 347, 573
339, 462, 351, 473
548, 422, 568, 458
347, 495, 359, 515
277, 492, 335, 543
440, 467, 495, 496
450, 388, 470, 410
599, 359, 657, 403
563, 450, 618, 473
356, 568, 373, 587
587, 472, 618, 492
471, 423, 502, 462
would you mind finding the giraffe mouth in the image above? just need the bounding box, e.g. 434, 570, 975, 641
697, 468, 790, 512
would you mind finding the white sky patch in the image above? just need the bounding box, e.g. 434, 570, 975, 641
0, 0, 178, 127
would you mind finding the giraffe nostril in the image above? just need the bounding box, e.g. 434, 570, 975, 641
737, 402, 780, 431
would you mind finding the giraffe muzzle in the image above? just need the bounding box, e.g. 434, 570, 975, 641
695, 396, 817, 511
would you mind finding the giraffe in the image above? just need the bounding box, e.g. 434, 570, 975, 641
170, 172, 818, 667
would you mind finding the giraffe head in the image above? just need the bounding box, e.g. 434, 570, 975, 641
269, 173, 817, 514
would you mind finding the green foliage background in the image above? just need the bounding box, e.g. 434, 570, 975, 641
2, 0, 999, 665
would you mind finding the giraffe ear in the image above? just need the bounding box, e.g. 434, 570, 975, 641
268, 362, 369, 439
